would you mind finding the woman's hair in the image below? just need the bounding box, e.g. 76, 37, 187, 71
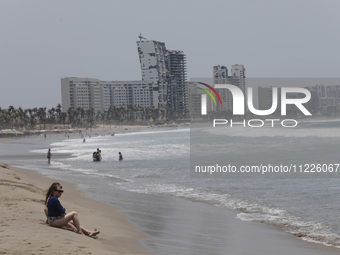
45, 182, 61, 205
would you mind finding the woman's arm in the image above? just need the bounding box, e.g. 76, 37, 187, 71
44, 206, 48, 217
54, 198, 66, 215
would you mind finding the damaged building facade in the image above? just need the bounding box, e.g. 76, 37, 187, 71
61, 35, 188, 117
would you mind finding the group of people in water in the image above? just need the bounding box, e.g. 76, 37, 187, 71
44, 182, 100, 237
47, 148, 124, 164
92, 148, 123, 162
92, 148, 102, 161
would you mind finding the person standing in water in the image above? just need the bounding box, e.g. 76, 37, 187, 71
47, 149, 52, 164
119, 152, 123, 161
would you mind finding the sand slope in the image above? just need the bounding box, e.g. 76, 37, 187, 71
0, 162, 150, 255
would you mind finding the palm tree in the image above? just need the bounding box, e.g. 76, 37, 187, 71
17, 107, 28, 129
37, 107, 47, 129
67, 108, 75, 127
78, 108, 85, 127
55, 104, 62, 124
85, 108, 95, 128
27, 108, 37, 129
60, 112, 67, 128
7, 106, 17, 129
47, 107, 56, 124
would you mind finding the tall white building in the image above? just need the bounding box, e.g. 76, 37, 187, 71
213, 65, 228, 84
212, 64, 246, 113
213, 65, 229, 111
61, 77, 101, 112
231, 64, 246, 93
101, 80, 155, 109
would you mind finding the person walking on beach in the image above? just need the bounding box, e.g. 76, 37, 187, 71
47, 149, 52, 164
119, 152, 123, 161
44, 182, 100, 237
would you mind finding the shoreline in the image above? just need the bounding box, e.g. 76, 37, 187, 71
0, 123, 189, 140
2, 163, 340, 255
1, 128, 340, 254
0, 162, 151, 255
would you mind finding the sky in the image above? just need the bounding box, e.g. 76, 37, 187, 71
0, 0, 339, 109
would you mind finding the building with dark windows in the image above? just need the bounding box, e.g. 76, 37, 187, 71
167, 50, 187, 116
136, 36, 188, 116
213, 64, 246, 113
137, 37, 168, 109
61, 77, 154, 112
61, 35, 188, 117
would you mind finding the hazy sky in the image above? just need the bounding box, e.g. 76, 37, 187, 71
0, 0, 339, 109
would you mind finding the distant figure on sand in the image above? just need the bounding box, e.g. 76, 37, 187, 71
47, 149, 52, 164
44, 182, 100, 237
119, 152, 123, 161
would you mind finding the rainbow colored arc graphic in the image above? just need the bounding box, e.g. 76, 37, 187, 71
197, 82, 223, 106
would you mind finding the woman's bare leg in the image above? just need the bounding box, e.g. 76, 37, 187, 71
51, 211, 83, 234
68, 221, 100, 237
88, 228, 100, 237
67, 221, 90, 235
50, 211, 100, 236
65, 222, 77, 231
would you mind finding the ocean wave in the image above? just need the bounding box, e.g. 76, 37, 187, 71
119, 182, 340, 248
132, 173, 162, 178
116, 127, 189, 137
237, 211, 340, 248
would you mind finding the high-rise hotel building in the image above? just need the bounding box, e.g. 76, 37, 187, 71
167, 50, 187, 116
61, 36, 188, 115
137, 39, 168, 109
61, 78, 154, 112
213, 64, 246, 112
61, 77, 102, 112
137, 37, 187, 114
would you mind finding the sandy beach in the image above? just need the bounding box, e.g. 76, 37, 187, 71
1, 162, 340, 255
0, 162, 150, 255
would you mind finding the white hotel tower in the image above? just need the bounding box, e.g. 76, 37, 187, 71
213, 64, 246, 112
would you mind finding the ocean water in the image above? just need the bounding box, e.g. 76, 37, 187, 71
2, 121, 340, 250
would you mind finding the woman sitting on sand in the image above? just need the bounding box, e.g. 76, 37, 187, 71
44, 182, 100, 237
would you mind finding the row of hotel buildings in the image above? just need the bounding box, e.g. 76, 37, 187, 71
258, 84, 340, 116
61, 35, 187, 116
61, 36, 340, 118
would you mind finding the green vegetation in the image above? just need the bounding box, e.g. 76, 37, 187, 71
0, 104, 189, 130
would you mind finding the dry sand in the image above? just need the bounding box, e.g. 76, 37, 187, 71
0, 162, 151, 255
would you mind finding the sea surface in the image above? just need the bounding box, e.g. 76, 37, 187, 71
1, 120, 340, 252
